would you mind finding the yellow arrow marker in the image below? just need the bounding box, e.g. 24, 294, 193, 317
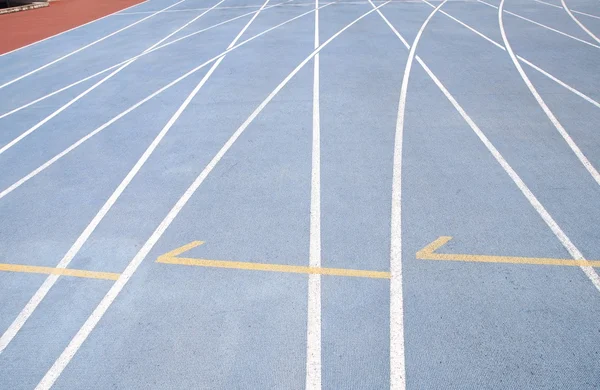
0, 263, 120, 280
417, 236, 600, 267
157, 241, 390, 279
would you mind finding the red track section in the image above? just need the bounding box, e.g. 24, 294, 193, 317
0, 0, 145, 55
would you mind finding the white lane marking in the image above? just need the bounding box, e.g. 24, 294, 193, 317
0, 0, 189, 91
306, 0, 321, 387
0, 3, 329, 201
478, 0, 600, 49
0, 1, 148, 58
383, 0, 600, 299
497, 0, 600, 186
421, 1, 600, 110
0, 1, 292, 121
561, 0, 600, 44
0, 0, 229, 355
35, 4, 390, 388
117, 2, 318, 15
0, 0, 226, 156
535, 0, 600, 20
369, 2, 447, 388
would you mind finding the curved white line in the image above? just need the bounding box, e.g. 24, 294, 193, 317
561, 0, 600, 44
370, 0, 447, 388
35, 3, 391, 389
498, 0, 600, 187
0, 4, 328, 202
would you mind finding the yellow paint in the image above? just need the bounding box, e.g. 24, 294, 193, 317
157, 242, 390, 279
417, 236, 600, 267
0, 263, 120, 280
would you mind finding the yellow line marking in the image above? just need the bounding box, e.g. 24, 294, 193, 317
417, 236, 600, 267
0, 263, 120, 280
157, 241, 390, 279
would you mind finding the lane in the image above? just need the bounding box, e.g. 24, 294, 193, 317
393, 5, 600, 388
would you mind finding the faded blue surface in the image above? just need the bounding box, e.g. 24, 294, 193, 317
1, 0, 600, 388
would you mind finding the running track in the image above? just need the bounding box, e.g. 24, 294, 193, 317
1, 0, 600, 388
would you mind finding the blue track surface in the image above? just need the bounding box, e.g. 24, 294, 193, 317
1, 0, 600, 388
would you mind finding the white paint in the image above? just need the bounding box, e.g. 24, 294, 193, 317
0, 0, 229, 155
118, 2, 318, 15
0, 1, 147, 58
0, 0, 231, 354
0, 3, 329, 201
0, 0, 292, 121
35, 4, 389, 388
370, 2, 446, 388
561, 0, 600, 44
421, 0, 600, 110
536, 0, 600, 20
478, 0, 600, 49
0, 0, 188, 91
306, 0, 321, 387
497, 0, 600, 187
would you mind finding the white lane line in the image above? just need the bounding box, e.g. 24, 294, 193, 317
561, 0, 600, 44
535, 0, 600, 20
0, 0, 229, 355
0, 0, 192, 91
0, 3, 326, 201
35, 4, 389, 388
118, 2, 318, 15
421, 1, 600, 110
497, 0, 600, 186
478, 0, 600, 49
0, 1, 292, 121
306, 0, 321, 387
379, 0, 600, 304
0, 0, 226, 156
0, 1, 148, 59
369, 2, 447, 388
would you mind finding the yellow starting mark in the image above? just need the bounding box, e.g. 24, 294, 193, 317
417, 236, 600, 268
0, 263, 120, 280
157, 241, 390, 279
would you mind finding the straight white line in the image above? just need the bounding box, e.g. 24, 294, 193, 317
369, 2, 446, 388
0, 1, 148, 58
0, 2, 324, 201
0, 1, 291, 121
535, 0, 600, 20
0, 0, 190, 91
35, 3, 389, 388
306, 0, 321, 387
561, 0, 600, 44
118, 2, 318, 14
497, 0, 600, 186
0, 0, 224, 156
478, 0, 600, 49
421, 1, 600, 110
0, 0, 228, 355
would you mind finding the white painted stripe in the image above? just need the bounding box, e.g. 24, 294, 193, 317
0, 0, 227, 156
35, 4, 389, 388
306, 0, 321, 387
561, 0, 600, 44
420, 1, 600, 110
0, 0, 231, 355
497, 0, 600, 186
369, 2, 446, 388
0, 0, 292, 121
0, 3, 326, 201
0, 0, 189, 90
478, 0, 600, 49
0, 1, 148, 58
535, 0, 600, 20
384, 0, 600, 302
118, 2, 319, 15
